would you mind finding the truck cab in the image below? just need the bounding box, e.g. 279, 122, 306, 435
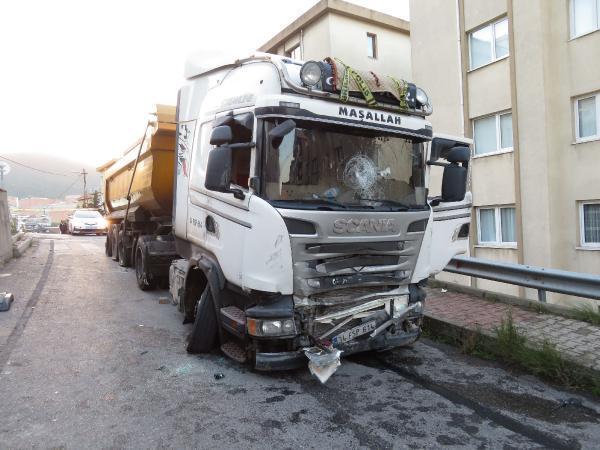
171, 54, 471, 376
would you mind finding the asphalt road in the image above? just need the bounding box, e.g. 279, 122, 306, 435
0, 234, 598, 449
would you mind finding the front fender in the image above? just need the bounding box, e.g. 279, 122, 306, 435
242, 196, 293, 294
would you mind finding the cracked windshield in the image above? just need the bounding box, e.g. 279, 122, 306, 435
263, 120, 426, 210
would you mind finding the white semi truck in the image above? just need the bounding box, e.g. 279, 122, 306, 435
103, 53, 472, 376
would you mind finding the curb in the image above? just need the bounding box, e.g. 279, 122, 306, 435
423, 312, 600, 381
13, 236, 33, 258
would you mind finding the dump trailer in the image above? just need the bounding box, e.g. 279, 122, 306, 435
98, 105, 179, 289
101, 55, 472, 382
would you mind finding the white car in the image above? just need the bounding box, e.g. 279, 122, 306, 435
68, 210, 108, 235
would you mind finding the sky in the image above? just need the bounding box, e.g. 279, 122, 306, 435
0, 0, 409, 168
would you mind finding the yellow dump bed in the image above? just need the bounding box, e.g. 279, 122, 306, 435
97, 105, 176, 218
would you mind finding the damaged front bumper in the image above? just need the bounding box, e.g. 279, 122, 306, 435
252, 294, 424, 376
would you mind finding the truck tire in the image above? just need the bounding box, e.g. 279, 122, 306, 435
111, 225, 119, 261
105, 233, 113, 257
187, 287, 218, 353
135, 241, 156, 291
118, 231, 130, 267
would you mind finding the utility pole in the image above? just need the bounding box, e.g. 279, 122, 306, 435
82, 168, 87, 207
0, 162, 10, 190
72, 168, 88, 207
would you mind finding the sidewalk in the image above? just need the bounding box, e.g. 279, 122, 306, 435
424, 286, 600, 373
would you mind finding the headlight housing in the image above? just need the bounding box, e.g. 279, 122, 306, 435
247, 318, 296, 337
415, 87, 433, 115
300, 61, 323, 87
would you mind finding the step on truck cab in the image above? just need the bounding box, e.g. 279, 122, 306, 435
169, 53, 472, 379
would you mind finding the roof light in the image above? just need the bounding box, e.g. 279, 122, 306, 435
300, 61, 322, 87
416, 87, 433, 115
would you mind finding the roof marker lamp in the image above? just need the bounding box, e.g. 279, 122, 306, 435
415, 87, 433, 115
300, 61, 322, 87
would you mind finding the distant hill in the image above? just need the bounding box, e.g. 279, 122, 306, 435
0, 153, 101, 199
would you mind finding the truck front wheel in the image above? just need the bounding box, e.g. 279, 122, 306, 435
186, 287, 218, 353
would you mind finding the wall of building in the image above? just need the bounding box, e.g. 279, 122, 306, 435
327, 13, 411, 79
0, 190, 13, 263
513, 0, 600, 305
411, 0, 600, 307
273, 15, 332, 61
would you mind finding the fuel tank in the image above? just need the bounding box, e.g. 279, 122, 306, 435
97, 105, 176, 218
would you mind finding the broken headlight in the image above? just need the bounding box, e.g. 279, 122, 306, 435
247, 318, 296, 337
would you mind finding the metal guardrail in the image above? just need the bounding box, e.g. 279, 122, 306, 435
445, 256, 600, 302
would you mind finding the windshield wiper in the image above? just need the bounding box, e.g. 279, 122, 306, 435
270, 199, 347, 210
351, 198, 411, 211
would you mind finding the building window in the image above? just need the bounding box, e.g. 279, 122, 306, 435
367, 33, 377, 59
469, 18, 509, 70
477, 206, 517, 245
574, 93, 599, 141
570, 0, 600, 38
285, 44, 301, 60
580, 201, 600, 246
473, 112, 513, 156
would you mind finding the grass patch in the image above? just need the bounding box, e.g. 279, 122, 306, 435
423, 313, 600, 396
493, 313, 600, 395
495, 314, 577, 386
571, 304, 600, 326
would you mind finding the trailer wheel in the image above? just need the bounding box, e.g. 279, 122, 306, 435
105, 232, 113, 257
118, 231, 130, 267
135, 242, 155, 291
187, 287, 218, 353
111, 225, 119, 261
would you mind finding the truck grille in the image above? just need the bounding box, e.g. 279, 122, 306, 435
292, 238, 421, 297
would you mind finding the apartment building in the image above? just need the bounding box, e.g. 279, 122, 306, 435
259, 0, 412, 79
411, 0, 600, 304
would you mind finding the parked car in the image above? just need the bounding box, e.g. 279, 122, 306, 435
36, 216, 51, 233
22, 217, 38, 232
68, 210, 107, 235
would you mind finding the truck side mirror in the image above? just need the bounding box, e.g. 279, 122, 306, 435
269, 119, 296, 149
441, 164, 467, 202
210, 126, 233, 146
205, 146, 232, 193
441, 146, 470, 202
446, 146, 470, 165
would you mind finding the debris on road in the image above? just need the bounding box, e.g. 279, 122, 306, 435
304, 346, 342, 384
555, 398, 583, 410
214, 372, 225, 380
140, 350, 148, 355
0, 292, 14, 311
158, 297, 170, 304
174, 363, 194, 376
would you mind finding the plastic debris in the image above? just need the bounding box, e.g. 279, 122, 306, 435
214, 372, 225, 380
303, 346, 342, 384
0, 293, 14, 312
140, 350, 148, 355
441, 289, 448, 293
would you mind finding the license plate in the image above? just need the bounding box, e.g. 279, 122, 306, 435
332, 320, 377, 346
